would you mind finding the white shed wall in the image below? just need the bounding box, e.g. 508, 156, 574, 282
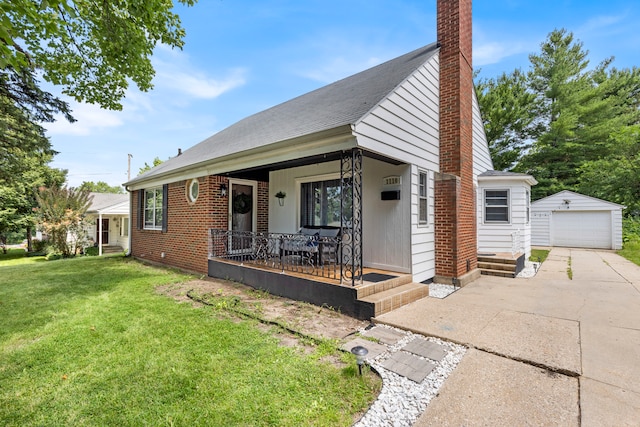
477, 181, 532, 257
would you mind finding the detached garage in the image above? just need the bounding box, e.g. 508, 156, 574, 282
531, 190, 625, 250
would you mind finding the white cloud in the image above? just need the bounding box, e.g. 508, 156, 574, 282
577, 14, 625, 35
152, 45, 247, 99
157, 67, 247, 99
474, 41, 530, 66
45, 102, 123, 136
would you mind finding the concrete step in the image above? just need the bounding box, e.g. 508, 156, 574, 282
102, 245, 124, 254
358, 282, 430, 317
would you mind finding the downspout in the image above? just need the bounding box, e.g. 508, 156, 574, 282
125, 186, 132, 256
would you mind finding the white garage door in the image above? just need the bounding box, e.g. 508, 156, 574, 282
552, 211, 612, 249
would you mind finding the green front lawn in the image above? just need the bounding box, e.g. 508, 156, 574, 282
529, 248, 550, 263
618, 239, 640, 266
0, 253, 377, 426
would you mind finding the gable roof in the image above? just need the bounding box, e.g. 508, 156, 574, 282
531, 190, 625, 209
126, 42, 439, 186
478, 170, 537, 185
87, 192, 129, 214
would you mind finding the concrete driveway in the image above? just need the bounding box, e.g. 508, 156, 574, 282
375, 248, 640, 426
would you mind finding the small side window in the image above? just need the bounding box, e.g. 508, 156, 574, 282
418, 171, 428, 225
187, 179, 199, 203
485, 189, 509, 223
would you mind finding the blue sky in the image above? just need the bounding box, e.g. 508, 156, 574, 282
43, 0, 640, 188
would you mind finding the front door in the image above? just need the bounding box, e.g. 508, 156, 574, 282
96, 218, 109, 245
228, 180, 257, 253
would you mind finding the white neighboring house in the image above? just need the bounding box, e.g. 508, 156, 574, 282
84, 192, 130, 255
531, 190, 625, 250
477, 171, 537, 259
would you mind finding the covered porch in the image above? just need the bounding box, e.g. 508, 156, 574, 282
207, 230, 429, 319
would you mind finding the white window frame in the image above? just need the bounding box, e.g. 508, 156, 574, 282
418, 170, 428, 225
120, 217, 129, 237
144, 187, 164, 230
187, 179, 199, 203
484, 189, 510, 223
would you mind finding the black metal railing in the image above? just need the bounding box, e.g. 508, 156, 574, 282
208, 229, 343, 281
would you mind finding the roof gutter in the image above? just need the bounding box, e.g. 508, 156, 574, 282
125, 125, 356, 190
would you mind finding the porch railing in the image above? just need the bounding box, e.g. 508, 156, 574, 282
208, 229, 343, 281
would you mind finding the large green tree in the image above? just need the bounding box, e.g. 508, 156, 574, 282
79, 181, 124, 194
1, 0, 196, 111
477, 29, 640, 208
1, 1, 196, 247
475, 69, 536, 170
578, 125, 640, 215
0, 88, 67, 252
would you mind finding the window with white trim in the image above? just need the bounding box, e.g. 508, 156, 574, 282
300, 178, 350, 226
526, 190, 530, 224
484, 189, 509, 223
120, 217, 129, 236
187, 179, 199, 203
144, 187, 164, 230
418, 171, 428, 225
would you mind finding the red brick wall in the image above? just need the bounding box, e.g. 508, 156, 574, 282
435, 0, 477, 279
131, 175, 269, 274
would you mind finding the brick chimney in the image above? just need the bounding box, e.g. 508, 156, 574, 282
434, 0, 479, 285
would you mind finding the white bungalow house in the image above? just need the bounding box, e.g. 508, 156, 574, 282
85, 192, 130, 255
123, 0, 534, 318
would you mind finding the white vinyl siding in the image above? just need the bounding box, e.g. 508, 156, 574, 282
478, 180, 532, 257
353, 55, 440, 171
472, 91, 494, 177
268, 159, 412, 273
410, 166, 435, 281
352, 55, 440, 282
418, 171, 428, 225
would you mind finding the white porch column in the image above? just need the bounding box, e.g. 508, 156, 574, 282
98, 213, 103, 256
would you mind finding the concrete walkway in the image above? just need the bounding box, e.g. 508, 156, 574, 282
375, 248, 640, 426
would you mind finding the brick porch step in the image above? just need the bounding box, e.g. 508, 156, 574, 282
102, 245, 124, 254
357, 282, 430, 317
478, 253, 525, 278
480, 268, 516, 278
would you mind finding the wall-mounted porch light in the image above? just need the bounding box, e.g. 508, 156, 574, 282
350, 345, 368, 376
275, 191, 286, 207
220, 183, 227, 197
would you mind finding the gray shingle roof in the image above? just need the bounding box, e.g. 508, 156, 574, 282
479, 170, 532, 178
87, 192, 129, 212
127, 42, 439, 185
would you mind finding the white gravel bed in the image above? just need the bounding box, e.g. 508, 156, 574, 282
516, 261, 540, 278
354, 326, 466, 427
428, 283, 457, 298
